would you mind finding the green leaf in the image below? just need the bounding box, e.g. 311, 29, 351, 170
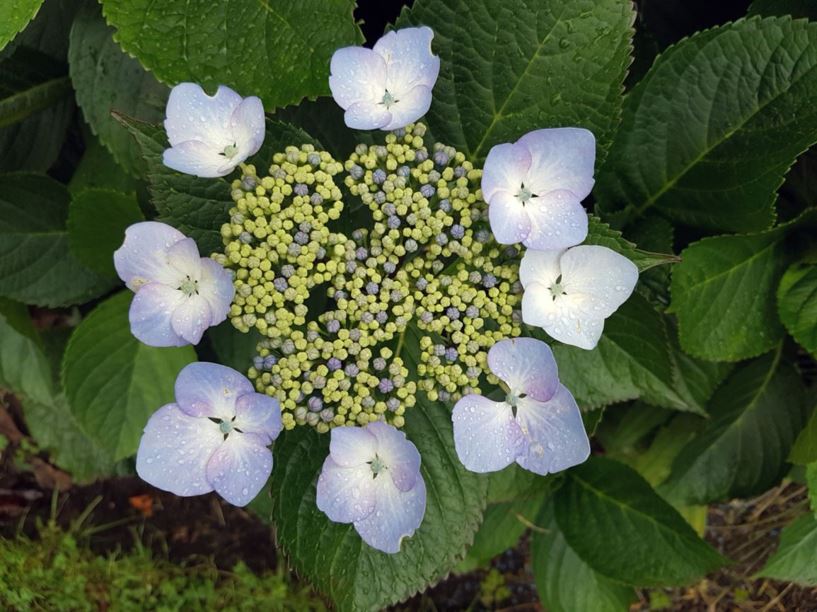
585, 215, 679, 273
532, 501, 635, 612
807, 463, 817, 512
749, 0, 817, 19
68, 4, 168, 176
670, 213, 816, 361
270, 394, 487, 611
553, 293, 693, 412
0, 0, 43, 52
554, 456, 724, 587
790, 403, 817, 465
486, 463, 553, 504
0, 173, 116, 306
757, 513, 817, 585
101, 0, 363, 110
61, 291, 197, 460
203, 322, 260, 373
661, 350, 808, 505
625, 414, 704, 488
67, 189, 144, 277
0, 72, 69, 128
397, 0, 635, 164
598, 17, 817, 232
0, 298, 52, 404
778, 263, 817, 356
68, 135, 138, 195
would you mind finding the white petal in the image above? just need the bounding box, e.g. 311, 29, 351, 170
519, 247, 563, 289
233, 392, 282, 444
128, 282, 188, 347
560, 245, 639, 318
163, 140, 236, 178
481, 141, 531, 203
514, 386, 590, 475
329, 46, 388, 109
136, 404, 222, 496
374, 26, 440, 95
229, 96, 265, 161
517, 127, 596, 200
206, 432, 273, 507
452, 395, 526, 473
329, 426, 378, 467
354, 473, 426, 554
521, 282, 606, 350
175, 362, 254, 420
489, 191, 531, 245
381, 85, 432, 131
170, 293, 212, 345
114, 221, 186, 291
164, 83, 240, 148
344, 101, 392, 130
197, 258, 235, 326
166, 237, 202, 280
487, 338, 559, 402
523, 190, 588, 250
316, 457, 377, 524
367, 421, 421, 492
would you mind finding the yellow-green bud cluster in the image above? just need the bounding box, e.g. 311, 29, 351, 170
217, 125, 516, 433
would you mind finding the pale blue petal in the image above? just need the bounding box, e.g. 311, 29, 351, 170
488, 190, 531, 245
523, 189, 588, 251
136, 404, 222, 496
128, 282, 187, 347
521, 283, 606, 350
170, 293, 212, 345
164, 83, 240, 148
353, 473, 426, 554
329, 46, 388, 110
514, 385, 591, 475
517, 127, 596, 200
230, 95, 265, 160
560, 245, 639, 318
316, 457, 377, 524
452, 395, 526, 473
344, 101, 392, 130
166, 237, 202, 279
329, 426, 378, 467
163, 140, 235, 178
367, 420, 421, 492
197, 258, 234, 326
374, 26, 439, 94
174, 362, 254, 420
481, 141, 530, 204
518, 248, 562, 289
206, 432, 272, 507
381, 84, 432, 131
113, 221, 185, 291
487, 337, 559, 402
234, 392, 282, 444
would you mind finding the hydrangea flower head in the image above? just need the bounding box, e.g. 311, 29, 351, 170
520, 245, 638, 350
114, 221, 234, 347
162, 83, 265, 178
329, 26, 440, 130
482, 128, 595, 250
316, 421, 426, 553
136, 362, 282, 507
452, 338, 590, 475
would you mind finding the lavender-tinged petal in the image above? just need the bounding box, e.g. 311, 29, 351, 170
164, 83, 240, 147
206, 432, 272, 507
197, 258, 234, 327
234, 392, 282, 443
452, 395, 526, 473
481, 142, 531, 203
523, 190, 588, 251
514, 386, 590, 475
329, 426, 378, 468
343, 101, 392, 131
374, 26, 440, 94
329, 46, 388, 109
163, 140, 236, 178
353, 474, 426, 554
128, 282, 188, 347
136, 404, 222, 496
560, 245, 639, 318
517, 127, 596, 200
170, 293, 212, 345
487, 337, 559, 402
488, 190, 531, 245
174, 362, 254, 420
113, 221, 185, 290
229, 95, 265, 160
366, 421, 421, 492
521, 282, 606, 350
381, 84, 432, 131
166, 237, 202, 280
518, 248, 563, 289
316, 457, 377, 524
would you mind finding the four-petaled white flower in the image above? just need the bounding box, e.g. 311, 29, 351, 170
316, 421, 426, 554
329, 26, 440, 131
163, 83, 265, 178
482, 128, 596, 250
452, 338, 590, 475
114, 221, 234, 347
520, 245, 638, 350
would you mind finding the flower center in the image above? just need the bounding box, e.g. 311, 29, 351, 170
549, 275, 566, 300
368, 454, 387, 477
505, 391, 527, 417
380, 90, 398, 109
219, 420, 233, 434
178, 275, 199, 297
222, 143, 239, 158
516, 184, 535, 204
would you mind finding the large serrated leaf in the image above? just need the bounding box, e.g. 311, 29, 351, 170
397, 0, 635, 164
598, 17, 817, 232
554, 456, 724, 587
101, 0, 363, 110
0, 173, 116, 307
757, 513, 817, 585
661, 350, 808, 505
0, 0, 43, 52
61, 291, 197, 460
585, 215, 679, 273
68, 4, 168, 176
777, 262, 817, 357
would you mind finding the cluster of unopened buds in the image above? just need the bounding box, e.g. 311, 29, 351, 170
114, 26, 638, 553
